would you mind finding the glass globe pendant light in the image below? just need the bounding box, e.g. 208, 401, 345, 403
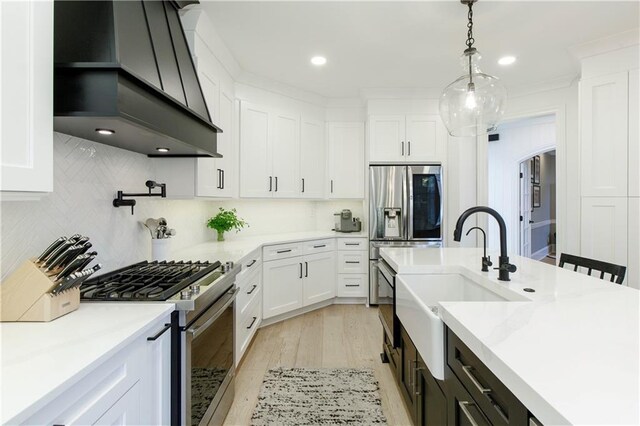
439, 0, 507, 137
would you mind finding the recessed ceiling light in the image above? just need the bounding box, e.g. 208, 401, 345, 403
498, 56, 517, 66
95, 128, 115, 135
155, 147, 170, 153
310, 56, 327, 66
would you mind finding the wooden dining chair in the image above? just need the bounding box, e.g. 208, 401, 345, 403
558, 253, 626, 284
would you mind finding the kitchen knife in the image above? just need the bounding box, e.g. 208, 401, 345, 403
45, 244, 81, 272
36, 237, 66, 263
51, 264, 102, 295
41, 240, 74, 268
74, 252, 97, 272
55, 253, 91, 280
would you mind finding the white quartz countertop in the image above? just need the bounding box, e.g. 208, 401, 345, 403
173, 230, 368, 265
380, 247, 640, 425
0, 302, 174, 424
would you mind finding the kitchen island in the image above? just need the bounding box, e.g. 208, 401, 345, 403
380, 247, 640, 425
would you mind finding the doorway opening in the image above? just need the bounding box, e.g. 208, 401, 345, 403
519, 151, 556, 263
487, 114, 557, 264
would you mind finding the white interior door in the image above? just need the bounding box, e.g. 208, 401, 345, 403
519, 161, 532, 258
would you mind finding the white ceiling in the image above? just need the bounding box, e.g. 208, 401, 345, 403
200, 1, 639, 98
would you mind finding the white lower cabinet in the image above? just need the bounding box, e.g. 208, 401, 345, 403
262, 240, 337, 319
580, 197, 628, 268
22, 314, 172, 426
235, 250, 263, 366
336, 237, 368, 299
337, 274, 368, 297
303, 251, 336, 306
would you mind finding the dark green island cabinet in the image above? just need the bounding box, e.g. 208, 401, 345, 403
382, 322, 543, 426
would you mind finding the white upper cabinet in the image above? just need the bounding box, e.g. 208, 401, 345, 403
580, 72, 629, 197
405, 115, 446, 161
1, 0, 53, 193
328, 122, 365, 199
240, 102, 272, 197
369, 114, 445, 163
629, 68, 639, 198
271, 111, 300, 198
580, 197, 628, 268
369, 116, 405, 162
299, 118, 326, 199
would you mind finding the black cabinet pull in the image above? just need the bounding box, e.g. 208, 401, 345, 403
217, 169, 222, 189
221, 169, 225, 189
401, 141, 404, 156
345, 284, 360, 287
313, 244, 326, 248
345, 243, 360, 246
302, 178, 305, 193
147, 323, 171, 341
305, 261, 308, 277
269, 176, 273, 192
277, 249, 292, 254
275, 176, 278, 192
247, 259, 257, 268
330, 179, 333, 193
345, 261, 360, 264
408, 141, 411, 156
299, 263, 303, 279
247, 284, 257, 295
246, 316, 257, 329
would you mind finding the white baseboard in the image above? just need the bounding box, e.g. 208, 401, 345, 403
531, 245, 551, 260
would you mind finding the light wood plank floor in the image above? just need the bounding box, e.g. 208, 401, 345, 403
221, 304, 412, 426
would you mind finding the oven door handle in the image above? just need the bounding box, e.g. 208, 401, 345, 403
184, 288, 238, 339
377, 260, 395, 286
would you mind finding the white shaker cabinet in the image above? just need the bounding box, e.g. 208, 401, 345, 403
303, 251, 336, 306
327, 122, 365, 199
580, 72, 629, 197
239, 102, 301, 198
369, 115, 405, 162
240, 102, 272, 197
300, 118, 326, 198
0, 0, 53, 193
262, 256, 304, 318
628, 198, 639, 289
197, 85, 236, 198
580, 197, 628, 269
369, 115, 445, 163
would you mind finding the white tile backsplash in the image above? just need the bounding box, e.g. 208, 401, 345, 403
0, 133, 363, 279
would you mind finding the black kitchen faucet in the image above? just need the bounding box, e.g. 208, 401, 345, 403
453, 206, 517, 281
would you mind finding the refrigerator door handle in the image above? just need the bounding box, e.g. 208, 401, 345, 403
405, 165, 412, 240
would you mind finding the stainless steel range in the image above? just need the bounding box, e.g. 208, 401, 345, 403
80, 260, 240, 426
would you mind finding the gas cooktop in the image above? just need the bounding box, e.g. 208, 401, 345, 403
80, 260, 221, 301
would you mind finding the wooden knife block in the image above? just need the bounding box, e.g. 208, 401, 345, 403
0, 259, 80, 322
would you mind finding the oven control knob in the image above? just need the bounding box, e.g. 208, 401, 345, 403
180, 290, 191, 300
222, 261, 234, 273
189, 284, 200, 295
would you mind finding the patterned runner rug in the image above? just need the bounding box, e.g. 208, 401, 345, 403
251, 367, 387, 425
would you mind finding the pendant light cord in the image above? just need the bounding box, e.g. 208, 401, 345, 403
466, 1, 475, 88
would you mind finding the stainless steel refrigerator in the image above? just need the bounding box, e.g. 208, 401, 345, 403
369, 164, 443, 304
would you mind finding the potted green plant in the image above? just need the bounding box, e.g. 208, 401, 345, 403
207, 208, 248, 241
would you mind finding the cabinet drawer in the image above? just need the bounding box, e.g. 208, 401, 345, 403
263, 242, 304, 261
302, 238, 336, 255
237, 294, 262, 364
447, 328, 528, 426
337, 274, 367, 297
338, 252, 367, 273
236, 265, 261, 317
236, 249, 262, 281
337, 238, 367, 251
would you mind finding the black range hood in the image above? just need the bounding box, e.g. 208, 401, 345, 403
54, 0, 221, 157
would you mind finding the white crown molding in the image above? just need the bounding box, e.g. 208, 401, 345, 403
569, 28, 640, 60
179, 6, 243, 79
235, 71, 329, 107
507, 73, 579, 99
359, 87, 442, 100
